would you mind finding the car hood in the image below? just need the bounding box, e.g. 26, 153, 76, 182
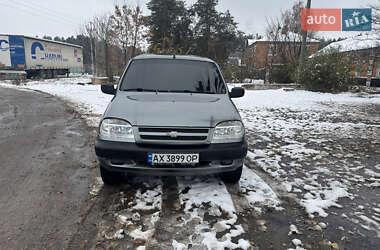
103, 92, 241, 127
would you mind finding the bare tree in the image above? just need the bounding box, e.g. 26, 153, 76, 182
275, 1, 315, 63
81, 20, 97, 75
265, 17, 282, 83
130, 5, 146, 58
94, 14, 113, 78
111, 3, 146, 64
111, 4, 132, 65
264, 1, 317, 82
370, 0, 380, 32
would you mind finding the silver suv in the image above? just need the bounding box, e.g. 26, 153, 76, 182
95, 54, 247, 185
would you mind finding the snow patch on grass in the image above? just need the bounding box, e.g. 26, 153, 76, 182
104, 229, 124, 240
357, 215, 380, 238
233, 89, 380, 111
300, 181, 353, 218
133, 185, 162, 211
239, 166, 282, 213
172, 240, 187, 250
129, 227, 154, 240
89, 177, 104, 196
114, 178, 162, 246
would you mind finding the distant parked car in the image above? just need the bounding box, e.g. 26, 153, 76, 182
95, 54, 247, 185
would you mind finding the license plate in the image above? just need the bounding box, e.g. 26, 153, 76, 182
148, 153, 199, 165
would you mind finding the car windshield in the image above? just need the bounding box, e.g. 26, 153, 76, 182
120, 59, 227, 94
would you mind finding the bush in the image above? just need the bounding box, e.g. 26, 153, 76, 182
298, 52, 354, 93
250, 69, 266, 81
270, 64, 296, 84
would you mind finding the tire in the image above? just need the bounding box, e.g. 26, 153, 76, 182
100, 165, 123, 185
220, 165, 243, 184
39, 70, 46, 79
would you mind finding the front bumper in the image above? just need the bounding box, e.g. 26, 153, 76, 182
95, 139, 248, 176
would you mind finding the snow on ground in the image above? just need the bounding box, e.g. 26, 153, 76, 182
237, 89, 380, 237
300, 181, 352, 218
176, 176, 250, 250
89, 177, 104, 196
239, 166, 283, 213
1, 77, 380, 240
233, 88, 380, 111
98, 176, 163, 248
0, 75, 111, 127
159, 166, 282, 249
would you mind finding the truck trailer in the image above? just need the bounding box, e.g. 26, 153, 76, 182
0, 35, 83, 79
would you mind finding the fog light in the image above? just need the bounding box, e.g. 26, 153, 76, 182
111, 160, 125, 165
221, 160, 233, 165
111, 160, 135, 165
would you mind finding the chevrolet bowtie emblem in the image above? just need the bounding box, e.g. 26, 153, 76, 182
167, 131, 180, 138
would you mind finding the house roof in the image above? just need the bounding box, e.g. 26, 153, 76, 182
248, 32, 319, 46
319, 33, 380, 53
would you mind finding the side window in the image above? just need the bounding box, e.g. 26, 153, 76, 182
211, 64, 226, 94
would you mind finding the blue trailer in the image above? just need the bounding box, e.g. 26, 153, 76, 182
0, 35, 83, 79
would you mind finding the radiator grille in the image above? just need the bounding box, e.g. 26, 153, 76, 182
137, 127, 210, 144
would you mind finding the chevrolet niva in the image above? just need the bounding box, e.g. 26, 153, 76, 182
95, 54, 247, 185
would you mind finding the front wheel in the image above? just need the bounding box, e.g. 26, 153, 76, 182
100, 165, 123, 185
220, 165, 242, 184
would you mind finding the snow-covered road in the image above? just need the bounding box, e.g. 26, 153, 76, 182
1, 76, 380, 249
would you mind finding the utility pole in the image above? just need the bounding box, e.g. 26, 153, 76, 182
86, 21, 96, 76
299, 0, 311, 67
89, 22, 95, 76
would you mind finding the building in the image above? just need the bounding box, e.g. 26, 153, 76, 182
319, 34, 380, 87
242, 34, 320, 83
227, 51, 242, 66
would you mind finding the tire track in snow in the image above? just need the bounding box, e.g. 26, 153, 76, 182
226, 166, 283, 214
93, 176, 162, 249
225, 166, 285, 249
147, 166, 283, 250
174, 176, 251, 250
239, 166, 283, 213
73, 169, 284, 250
147, 177, 186, 250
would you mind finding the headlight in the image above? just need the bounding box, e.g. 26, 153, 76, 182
99, 118, 135, 142
212, 121, 244, 143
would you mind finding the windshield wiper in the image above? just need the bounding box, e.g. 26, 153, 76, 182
122, 88, 171, 93
170, 90, 215, 94
122, 88, 214, 94
122, 88, 156, 92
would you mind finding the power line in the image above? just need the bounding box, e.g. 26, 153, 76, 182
5, 0, 79, 26
1, 2, 79, 28
28, 0, 79, 20
10, 0, 82, 26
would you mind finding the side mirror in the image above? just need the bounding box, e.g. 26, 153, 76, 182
229, 87, 245, 98
101, 84, 116, 95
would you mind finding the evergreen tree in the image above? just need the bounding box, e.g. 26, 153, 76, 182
42, 35, 53, 40
147, 0, 192, 53
192, 0, 240, 65
192, 0, 218, 57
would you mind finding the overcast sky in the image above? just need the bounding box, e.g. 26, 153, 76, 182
0, 0, 378, 39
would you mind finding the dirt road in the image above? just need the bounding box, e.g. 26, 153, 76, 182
0, 87, 96, 249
